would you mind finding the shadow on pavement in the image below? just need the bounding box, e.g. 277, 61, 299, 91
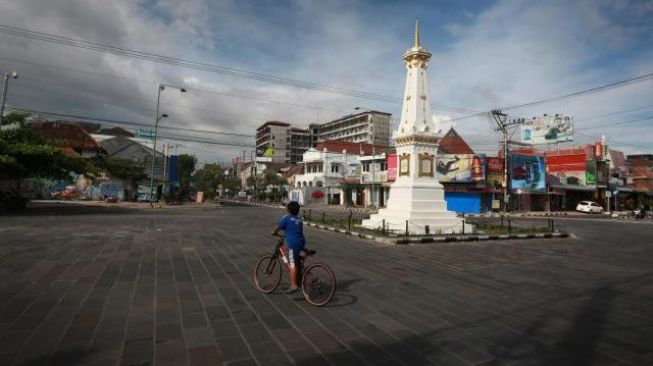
487, 285, 617, 366
17, 347, 88, 366
293, 286, 620, 365
3, 204, 142, 216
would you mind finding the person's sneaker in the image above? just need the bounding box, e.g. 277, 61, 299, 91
284, 287, 299, 294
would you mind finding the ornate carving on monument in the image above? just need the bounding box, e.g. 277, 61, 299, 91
399, 153, 410, 176
418, 153, 434, 177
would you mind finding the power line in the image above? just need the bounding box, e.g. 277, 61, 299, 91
502, 72, 653, 111
579, 115, 653, 132
448, 72, 653, 123
0, 24, 479, 114
7, 107, 254, 139
12, 78, 274, 124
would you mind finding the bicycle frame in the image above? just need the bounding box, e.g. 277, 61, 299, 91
267, 238, 308, 278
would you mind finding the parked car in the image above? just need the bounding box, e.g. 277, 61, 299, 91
576, 201, 604, 214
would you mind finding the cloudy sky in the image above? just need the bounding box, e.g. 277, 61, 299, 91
1, 0, 651, 165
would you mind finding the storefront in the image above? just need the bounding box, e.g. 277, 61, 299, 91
444, 191, 491, 214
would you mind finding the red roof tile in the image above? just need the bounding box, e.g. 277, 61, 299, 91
438, 128, 475, 154
32, 122, 99, 150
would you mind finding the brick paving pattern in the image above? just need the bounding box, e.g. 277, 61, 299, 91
0, 204, 652, 365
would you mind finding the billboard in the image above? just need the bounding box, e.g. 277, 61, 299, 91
387, 154, 397, 182
520, 114, 573, 145
486, 157, 504, 188
346, 163, 361, 180
510, 154, 546, 192
546, 153, 591, 188
437, 154, 485, 183
167, 155, 178, 185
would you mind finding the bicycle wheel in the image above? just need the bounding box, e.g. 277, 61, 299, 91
254, 255, 282, 294
301, 262, 336, 306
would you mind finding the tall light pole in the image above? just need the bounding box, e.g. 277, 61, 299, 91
1, 71, 19, 125
149, 83, 186, 207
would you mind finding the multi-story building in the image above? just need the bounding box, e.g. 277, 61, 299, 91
627, 154, 653, 205
289, 127, 311, 163
314, 110, 391, 146
255, 121, 291, 163
256, 122, 313, 164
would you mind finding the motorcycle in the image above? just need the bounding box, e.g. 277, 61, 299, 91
633, 205, 649, 220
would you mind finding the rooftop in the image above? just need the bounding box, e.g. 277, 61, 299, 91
31, 122, 99, 150
438, 128, 475, 155
257, 121, 291, 130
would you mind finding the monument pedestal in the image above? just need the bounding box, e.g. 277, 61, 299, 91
362, 179, 465, 234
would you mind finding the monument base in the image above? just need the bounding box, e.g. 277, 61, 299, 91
361, 180, 468, 235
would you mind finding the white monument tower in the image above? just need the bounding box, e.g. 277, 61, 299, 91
362, 21, 464, 234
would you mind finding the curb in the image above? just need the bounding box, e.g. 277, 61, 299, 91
304, 222, 375, 240
466, 212, 570, 218
393, 232, 568, 245
304, 221, 569, 245
303, 205, 375, 214
221, 200, 284, 209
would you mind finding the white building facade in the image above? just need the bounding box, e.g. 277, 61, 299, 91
316, 111, 391, 146
291, 148, 361, 205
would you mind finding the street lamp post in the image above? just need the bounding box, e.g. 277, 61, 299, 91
149, 83, 186, 207
1, 71, 19, 125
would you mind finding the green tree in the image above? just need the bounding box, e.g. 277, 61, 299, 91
193, 163, 223, 199
101, 157, 147, 181
177, 154, 197, 196
0, 126, 94, 208
222, 174, 241, 196
1, 112, 28, 126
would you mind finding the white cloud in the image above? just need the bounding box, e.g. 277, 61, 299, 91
0, 0, 650, 165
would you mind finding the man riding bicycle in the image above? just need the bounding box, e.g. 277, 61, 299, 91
271, 201, 304, 294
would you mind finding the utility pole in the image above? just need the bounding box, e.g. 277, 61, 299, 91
491, 110, 522, 213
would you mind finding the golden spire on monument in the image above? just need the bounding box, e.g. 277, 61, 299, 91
404, 19, 432, 67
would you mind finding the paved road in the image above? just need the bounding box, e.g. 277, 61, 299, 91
0, 204, 652, 366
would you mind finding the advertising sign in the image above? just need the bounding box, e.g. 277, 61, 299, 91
546, 153, 590, 188
510, 154, 546, 192
486, 157, 504, 188
167, 155, 178, 185
471, 155, 486, 183
586, 160, 596, 185
437, 154, 476, 182
387, 154, 397, 181
520, 114, 573, 145
346, 163, 361, 180
135, 129, 155, 140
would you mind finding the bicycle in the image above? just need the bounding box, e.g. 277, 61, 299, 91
254, 234, 336, 306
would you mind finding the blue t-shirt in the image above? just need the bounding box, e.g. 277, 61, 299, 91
277, 214, 305, 249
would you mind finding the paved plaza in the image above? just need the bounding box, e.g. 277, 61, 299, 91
1, 204, 652, 365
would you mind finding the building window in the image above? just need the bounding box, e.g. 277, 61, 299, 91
363, 163, 370, 172
331, 164, 340, 173
380, 162, 387, 171
318, 165, 323, 173
309, 181, 313, 187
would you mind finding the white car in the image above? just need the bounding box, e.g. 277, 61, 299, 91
576, 201, 604, 214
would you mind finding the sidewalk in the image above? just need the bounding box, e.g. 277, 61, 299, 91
28, 200, 223, 210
